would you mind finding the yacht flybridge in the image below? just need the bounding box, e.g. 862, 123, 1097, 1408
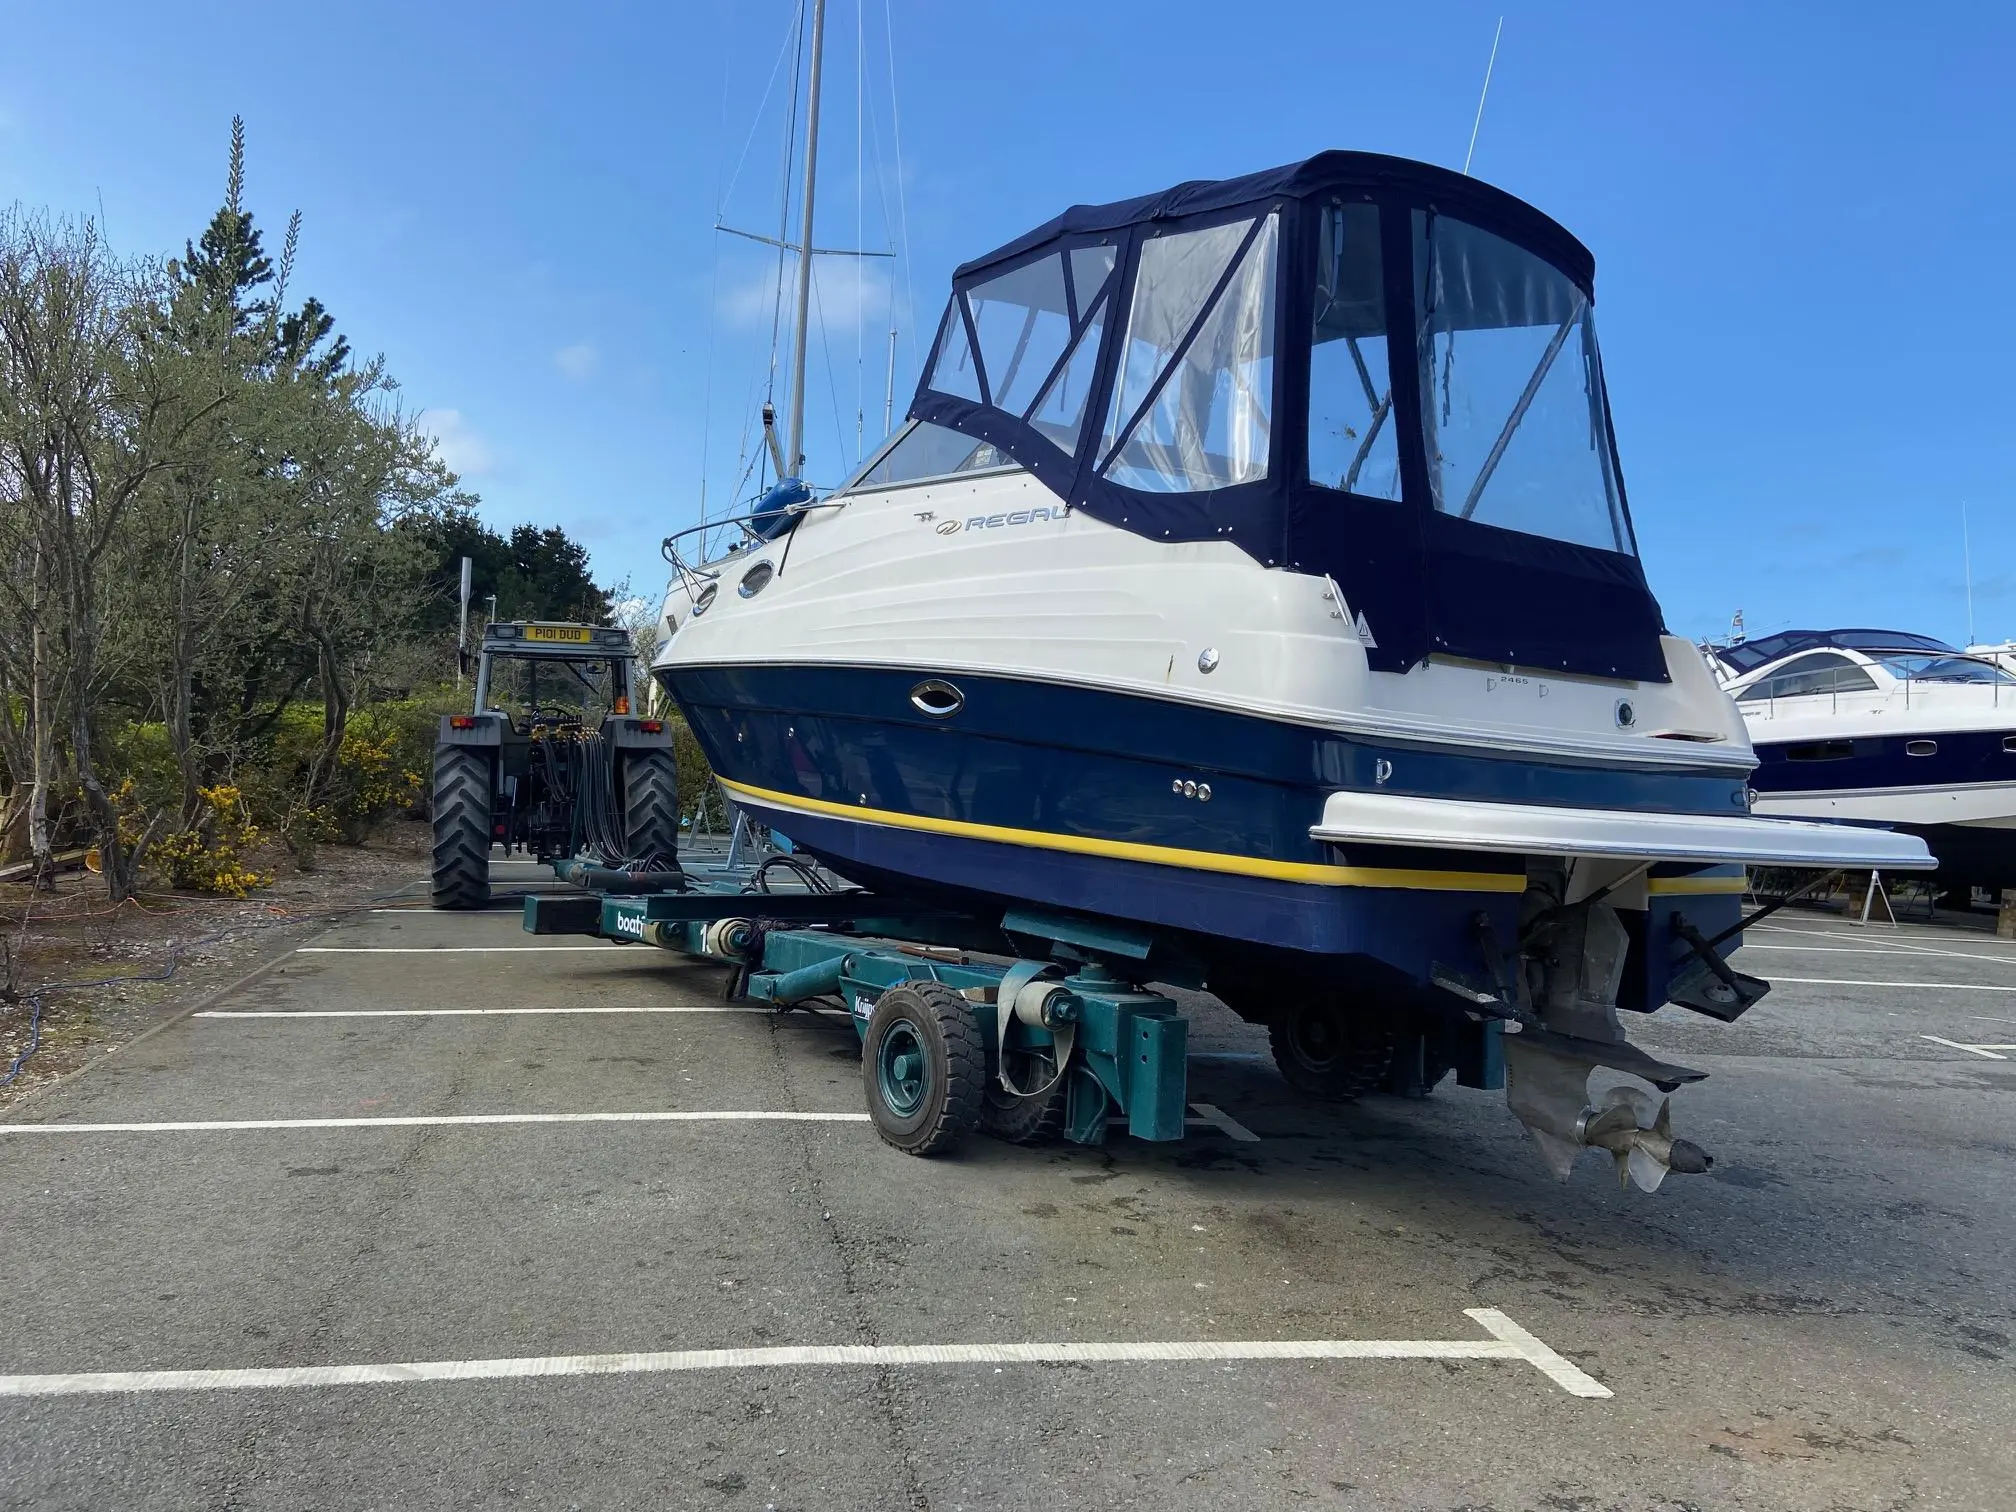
654, 151, 1932, 1190
1716, 629, 2016, 899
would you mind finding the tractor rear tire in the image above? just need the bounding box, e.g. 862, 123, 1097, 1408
430, 746, 493, 910
622, 748, 682, 871
1268, 998, 1394, 1102
863, 982, 984, 1156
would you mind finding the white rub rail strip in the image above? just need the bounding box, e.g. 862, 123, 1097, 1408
0, 1309, 1609, 1399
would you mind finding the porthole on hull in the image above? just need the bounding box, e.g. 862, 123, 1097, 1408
909, 679, 964, 718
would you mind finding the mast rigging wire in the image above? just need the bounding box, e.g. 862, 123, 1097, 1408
1462, 16, 1504, 177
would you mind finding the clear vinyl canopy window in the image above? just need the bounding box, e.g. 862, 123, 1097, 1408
1307, 201, 1399, 500
1099, 214, 1279, 493
922, 243, 1116, 455
1414, 211, 1628, 552
846, 421, 1013, 491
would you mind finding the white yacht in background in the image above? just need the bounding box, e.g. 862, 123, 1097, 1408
1714, 629, 2016, 896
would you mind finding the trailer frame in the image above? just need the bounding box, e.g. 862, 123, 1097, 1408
523, 869, 1507, 1156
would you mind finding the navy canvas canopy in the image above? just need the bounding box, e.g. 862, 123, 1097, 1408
907, 150, 1671, 683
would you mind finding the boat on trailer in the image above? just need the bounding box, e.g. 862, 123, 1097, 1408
650, 150, 1932, 1188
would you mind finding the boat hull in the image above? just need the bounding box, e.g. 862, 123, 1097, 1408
660, 660, 1754, 978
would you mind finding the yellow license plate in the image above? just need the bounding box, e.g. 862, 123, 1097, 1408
525, 625, 593, 644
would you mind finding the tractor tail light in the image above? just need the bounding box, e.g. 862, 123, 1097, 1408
613, 697, 630, 715
639, 720, 664, 734
449, 716, 477, 730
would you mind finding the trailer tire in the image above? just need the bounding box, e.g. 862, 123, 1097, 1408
1268, 999, 1393, 1101
863, 982, 984, 1156
430, 746, 493, 910
980, 1046, 1068, 1145
621, 747, 681, 871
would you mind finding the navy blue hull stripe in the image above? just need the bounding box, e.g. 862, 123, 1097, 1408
1752, 728, 2016, 795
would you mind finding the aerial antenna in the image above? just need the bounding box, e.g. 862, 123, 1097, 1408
1963, 499, 1976, 647
1463, 16, 1505, 177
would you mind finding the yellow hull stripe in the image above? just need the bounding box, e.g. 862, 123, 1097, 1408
1646, 875, 1749, 896
717, 777, 1527, 894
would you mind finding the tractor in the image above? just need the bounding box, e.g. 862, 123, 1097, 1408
429, 620, 681, 909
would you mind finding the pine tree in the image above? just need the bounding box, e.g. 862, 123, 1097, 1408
169, 116, 272, 329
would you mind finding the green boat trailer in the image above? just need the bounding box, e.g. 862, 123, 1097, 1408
523, 879, 1503, 1157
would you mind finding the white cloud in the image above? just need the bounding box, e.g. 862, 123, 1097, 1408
718, 257, 893, 345
554, 342, 599, 381
419, 408, 495, 479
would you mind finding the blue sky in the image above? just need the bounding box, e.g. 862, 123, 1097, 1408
4, 1, 2012, 645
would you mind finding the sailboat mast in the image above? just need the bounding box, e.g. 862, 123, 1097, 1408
785, 0, 828, 479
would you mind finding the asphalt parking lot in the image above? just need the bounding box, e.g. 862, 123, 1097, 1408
2, 872, 2011, 1511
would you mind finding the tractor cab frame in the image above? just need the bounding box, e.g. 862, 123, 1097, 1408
430, 621, 681, 909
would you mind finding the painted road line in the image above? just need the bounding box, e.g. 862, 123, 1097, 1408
1188, 1103, 1262, 1141
1743, 939, 2016, 968
1753, 925, 2016, 957
299, 946, 623, 956
195, 1007, 766, 1019
1741, 943, 1987, 959
1769, 977, 2016, 993
1921, 1036, 2013, 1061
0, 1111, 871, 1135
0, 1308, 1609, 1400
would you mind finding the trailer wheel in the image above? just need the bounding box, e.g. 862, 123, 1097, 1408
1268, 999, 1393, 1101
621, 748, 681, 869
980, 1046, 1068, 1145
430, 746, 493, 910
863, 982, 984, 1156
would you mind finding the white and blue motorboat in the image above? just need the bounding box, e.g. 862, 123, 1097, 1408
1716, 629, 2016, 898
653, 151, 1931, 1187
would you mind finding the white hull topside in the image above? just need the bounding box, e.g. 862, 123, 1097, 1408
660, 469, 1749, 771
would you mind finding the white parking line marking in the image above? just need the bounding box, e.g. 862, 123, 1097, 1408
1752, 926, 2016, 964
0, 1308, 1608, 1399
1187, 1103, 1262, 1141
1921, 1036, 2013, 1060
297, 946, 624, 954
0, 1111, 871, 1135
1744, 939, 2016, 968
195, 1007, 763, 1019
1741, 943, 1977, 959
1464, 1308, 1612, 1396
1769, 977, 2016, 993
